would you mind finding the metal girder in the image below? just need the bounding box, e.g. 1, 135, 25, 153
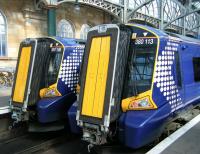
187, 24, 200, 33
164, 7, 200, 29
35, 0, 124, 20
34, 0, 200, 34
168, 0, 186, 10
129, 12, 160, 28
127, 0, 155, 20
79, 0, 124, 19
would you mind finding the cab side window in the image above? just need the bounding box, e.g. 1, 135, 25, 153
193, 57, 200, 82
175, 52, 182, 87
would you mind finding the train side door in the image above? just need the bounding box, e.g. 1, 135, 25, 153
174, 44, 185, 110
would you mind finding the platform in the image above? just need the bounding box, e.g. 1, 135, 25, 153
147, 114, 200, 154
0, 87, 11, 114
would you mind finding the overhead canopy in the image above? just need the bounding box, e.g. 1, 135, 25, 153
192, 1, 200, 9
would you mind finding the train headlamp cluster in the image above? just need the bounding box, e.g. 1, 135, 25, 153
128, 98, 152, 110
121, 91, 157, 112
40, 84, 61, 98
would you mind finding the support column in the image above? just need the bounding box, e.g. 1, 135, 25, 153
159, 0, 164, 30
183, 17, 186, 36
182, 1, 190, 36
123, 0, 129, 23
47, 8, 56, 36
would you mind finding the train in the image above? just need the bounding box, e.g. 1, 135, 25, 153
68, 23, 200, 149
10, 37, 85, 132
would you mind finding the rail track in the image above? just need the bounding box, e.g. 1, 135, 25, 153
0, 106, 198, 154
0, 131, 68, 154
39, 106, 200, 154
39, 137, 151, 154
0, 125, 27, 142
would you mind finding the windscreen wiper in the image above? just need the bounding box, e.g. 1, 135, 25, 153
132, 51, 138, 96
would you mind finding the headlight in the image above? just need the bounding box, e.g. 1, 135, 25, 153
121, 91, 157, 112
128, 98, 152, 109
40, 84, 61, 98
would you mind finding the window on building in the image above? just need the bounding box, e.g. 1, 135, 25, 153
80, 24, 90, 40
193, 57, 200, 82
57, 19, 75, 38
0, 10, 6, 56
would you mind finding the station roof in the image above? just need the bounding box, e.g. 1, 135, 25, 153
192, 0, 200, 9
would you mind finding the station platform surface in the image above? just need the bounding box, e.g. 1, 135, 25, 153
147, 114, 200, 154
0, 87, 11, 114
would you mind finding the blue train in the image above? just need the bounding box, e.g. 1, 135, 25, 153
68, 24, 200, 148
10, 37, 85, 131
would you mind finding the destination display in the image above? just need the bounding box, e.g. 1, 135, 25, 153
134, 37, 157, 45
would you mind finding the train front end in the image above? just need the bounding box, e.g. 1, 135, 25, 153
76, 24, 132, 144
76, 24, 162, 148
10, 37, 84, 131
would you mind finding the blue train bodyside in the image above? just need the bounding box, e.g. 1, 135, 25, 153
68, 24, 200, 148
118, 25, 200, 148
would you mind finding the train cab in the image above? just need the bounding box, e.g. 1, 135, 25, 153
68, 23, 200, 149
74, 24, 160, 146
10, 37, 85, 131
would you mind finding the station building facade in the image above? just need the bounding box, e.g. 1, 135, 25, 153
0, 0, 115, 68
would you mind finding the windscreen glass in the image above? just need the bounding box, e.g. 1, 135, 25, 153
45, 44, 63, 87
123, 31, 157, 98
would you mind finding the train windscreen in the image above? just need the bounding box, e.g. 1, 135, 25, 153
45, 51, 62, 87
123, 36, 157, 98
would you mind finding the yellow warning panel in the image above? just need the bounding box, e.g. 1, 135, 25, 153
13, 46, 32, 103
81, 37, 101, 116
81, 36, 111, 118
92, 36, 110, 118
